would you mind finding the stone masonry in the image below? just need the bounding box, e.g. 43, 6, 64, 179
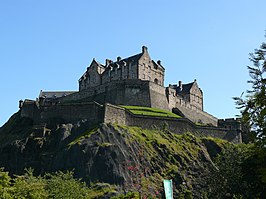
19, 46, 243, 143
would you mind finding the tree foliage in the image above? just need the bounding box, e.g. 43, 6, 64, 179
234, 41, 266, 147
12, 169, 47, 199
206, 144, 266, 198
44, 171, 90, 199
207, 144, 250, 198
232, 35, 266, 198
0, 169, 117, 199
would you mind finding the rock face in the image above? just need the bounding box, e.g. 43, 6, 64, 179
0, 111, 226, 197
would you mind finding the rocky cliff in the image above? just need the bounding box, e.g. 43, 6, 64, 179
0, 111, 228, 198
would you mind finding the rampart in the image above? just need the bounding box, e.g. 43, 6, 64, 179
20, 102, 242, 143
218, 118, 241, 130
103, 104, 242, 144
173, 105, 218, 126
21, 101, 104, 125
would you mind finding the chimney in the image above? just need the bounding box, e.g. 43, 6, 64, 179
178, 81, 182, 91
117, 56, 121, 62
19, 100, 23, 108
142, 46, 148, 53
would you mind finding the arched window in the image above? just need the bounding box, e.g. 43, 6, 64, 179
154, 78, 158, 84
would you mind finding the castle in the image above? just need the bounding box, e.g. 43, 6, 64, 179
19, 46, 243, 143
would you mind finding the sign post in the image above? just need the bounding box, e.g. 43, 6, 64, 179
163, 179, 173, 199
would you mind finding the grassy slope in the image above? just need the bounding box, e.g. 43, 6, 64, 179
111, 124, 229, 197
70, 122, 230, 197
120, 106, 181, 118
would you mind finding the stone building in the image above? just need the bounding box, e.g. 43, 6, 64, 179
167, 80, 203, 111
24, 46, 215, 125
78, 46, 165, 91
18, 46, 244, 143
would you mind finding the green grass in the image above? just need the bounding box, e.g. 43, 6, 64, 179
120, 106, 181, 118
116, 124, 202, 163
68, 126, 99, 147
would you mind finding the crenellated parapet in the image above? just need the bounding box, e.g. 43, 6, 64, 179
218, 118, 242, 131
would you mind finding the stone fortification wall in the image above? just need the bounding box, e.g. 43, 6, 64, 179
60, 79, 170, 109
103, 104, 242, 144
39, 102, 103, 123
60, 79, 217, 126
218, 118, 242, 130
166, 87, 217, 126
21, 102, 242, 143
21, 100, 40, 119
172, 104, 218, 126
104, 104, 126, 125
149, 82, 169, 110
21, 101, 104, 125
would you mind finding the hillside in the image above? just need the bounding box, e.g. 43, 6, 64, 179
0, 111, 234, 198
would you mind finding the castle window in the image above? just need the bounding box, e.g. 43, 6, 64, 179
154, 78, 158, 84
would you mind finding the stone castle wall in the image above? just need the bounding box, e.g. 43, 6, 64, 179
218, 118, 241, 129
20, 102, 242, 143
173, 105, 218, 126
103, 104, 242, 144
104, 104, 126, 125
166, 85, 217, 126
21, 101, 104, 125
21, 100, 39, 119
149, 82, 169, 110
39, 102, 104, 124
58, 79, 217, 126
60, 79, 166, 109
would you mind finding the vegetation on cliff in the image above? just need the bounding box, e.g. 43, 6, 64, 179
1, 110, 266, 198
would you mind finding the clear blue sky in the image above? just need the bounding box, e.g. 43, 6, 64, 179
1, 0, 266, 126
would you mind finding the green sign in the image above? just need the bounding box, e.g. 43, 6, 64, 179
163, 179, 173, 199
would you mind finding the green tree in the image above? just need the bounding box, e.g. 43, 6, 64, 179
233, 35, 266, 198
234, 41, 266, 147
0, 168, 13, 199
12, 168, 48, 199
45, 170, 89, 199
207, 144, 251, 198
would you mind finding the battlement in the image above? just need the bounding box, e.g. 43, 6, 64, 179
218, 118, 242, 130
